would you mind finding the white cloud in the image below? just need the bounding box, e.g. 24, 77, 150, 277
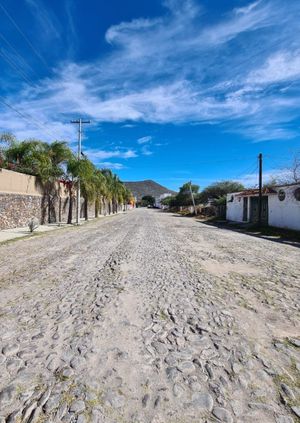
234, 1, 262, 16
238, 168, 293, 187
1, 0, 300, 143
25, 0, 61, 41
247, 51, 300, 84
85, 148, 137, 160
141, 145, 153, 156
137, 136, 152, 144
98, 162, 126, 170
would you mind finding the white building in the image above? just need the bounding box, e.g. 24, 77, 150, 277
155, 193, 173, 209
226, 183, 300, 231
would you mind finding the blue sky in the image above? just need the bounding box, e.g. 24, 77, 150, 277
0, 0, 300, 190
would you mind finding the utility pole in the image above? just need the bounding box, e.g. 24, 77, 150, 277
70, 118, 91, 225
189, 181, 196, 215
258, 153, 263, 226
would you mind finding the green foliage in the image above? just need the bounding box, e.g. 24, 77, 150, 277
141, 195, 155, 206
160, 195, 176, 207
213, 195, 227, 206
199, 180, 245, 204
1, 134, 132, 222
263, 177, 278, 188
166, 182, 200, 207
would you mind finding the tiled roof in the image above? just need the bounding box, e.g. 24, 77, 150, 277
236, 187, 277, 196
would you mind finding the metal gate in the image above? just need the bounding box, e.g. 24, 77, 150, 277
250, 196, 268, 224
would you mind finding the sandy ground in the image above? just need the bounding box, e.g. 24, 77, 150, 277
0, 208, 299, 423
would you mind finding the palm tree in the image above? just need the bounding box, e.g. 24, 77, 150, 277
123, 187, 133, 211
0, 133, 16, 168
94, 169, 107, 217
2, 135, 130, 223
78, 159, 97, 221
101, 169, 114, 214
4, 138, 74, 223
66, 157, 98, 222
41, 141, 73, 223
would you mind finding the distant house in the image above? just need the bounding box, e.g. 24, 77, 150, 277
155, 193, 173, 209
226, 183, 300, 231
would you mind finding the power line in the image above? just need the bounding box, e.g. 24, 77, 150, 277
0, 0, 49, 70
0, 49, 37, 87
234, 161, 258, 178
0, 35, 66, 140
0, 30, 37, 77
0, 95, 61, 140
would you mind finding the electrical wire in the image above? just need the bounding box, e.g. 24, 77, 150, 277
0, 49, 38, 87
0, 0, 49, 70
0, 95, 61, 140
0, 30, 37, 76
0, 4, 68, 141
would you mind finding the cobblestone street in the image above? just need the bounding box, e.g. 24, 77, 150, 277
0, 209, 299, 422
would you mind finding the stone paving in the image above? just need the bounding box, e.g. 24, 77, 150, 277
0, 209, 299, 422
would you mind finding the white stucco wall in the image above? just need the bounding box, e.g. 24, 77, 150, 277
269, 185, 300, 231
226, 193, 244, 222
155, 192, 173, 208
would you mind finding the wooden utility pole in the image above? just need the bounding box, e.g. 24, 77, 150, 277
70, 118, 91, 225
189, 181, 196, 215
258, 153, 263, 226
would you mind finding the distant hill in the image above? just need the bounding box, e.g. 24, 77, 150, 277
124, 180, 176, 201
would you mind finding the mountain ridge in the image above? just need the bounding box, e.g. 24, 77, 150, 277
124, 180, 176, 201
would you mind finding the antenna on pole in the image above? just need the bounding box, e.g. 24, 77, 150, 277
70, 118, 91, 225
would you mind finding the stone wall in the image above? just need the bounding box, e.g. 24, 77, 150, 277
0, 169, 73, 230
0, 169, 117, 230
0, 191, 99, 230
0, 193, 42, 230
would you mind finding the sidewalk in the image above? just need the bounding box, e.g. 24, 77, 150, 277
0, 222, 73, 243
0, 211, 128, 244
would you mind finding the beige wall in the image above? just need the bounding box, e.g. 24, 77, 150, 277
0, 168, 43, 196
0, 169, 69, 197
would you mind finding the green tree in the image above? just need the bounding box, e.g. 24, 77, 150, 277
141, 195, 155, 207
160, 195, 176, 207
0, 133, 16, 168
175, 182, 200, 207
101, 169, 114, 214
199, 180, 244, 204
2, 135, 130, 223
4, 139, 73, 223
93, 169, 107, 217
77, 159, 97, 221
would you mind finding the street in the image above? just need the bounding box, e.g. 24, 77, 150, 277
0, 209, 299, 423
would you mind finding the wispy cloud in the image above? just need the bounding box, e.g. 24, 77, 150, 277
247, 50, 300, 85
1, 0, 300, 143
137, 136, 152, 144
64, 0, 78, 57
141, 145, 153, 156
85, 148, 137, 160
238, 167, 294, 187
98, 162, 126, 170
25, 0, 61, 41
